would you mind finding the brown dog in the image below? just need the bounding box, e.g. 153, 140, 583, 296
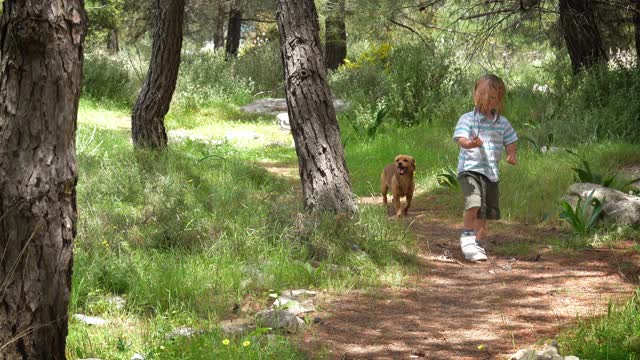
380, 155, 416, 217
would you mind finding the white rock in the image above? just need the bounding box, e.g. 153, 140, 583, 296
73, 314, 108, 326
220, 318, 255, 335
224, 130, 262, 142
566, 183, 640, 226
256, 309, 305, 333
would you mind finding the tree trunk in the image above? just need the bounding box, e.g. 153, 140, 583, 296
276, 0, 357, 214
0, 1, 86, 358
559, 0, 608, 73
107, 28, 120, 54
214, 0, 227, 50
634, 1, 640, 67
225, 0, 242, 57
131, 0, 185, 149
324, 0, 347, 71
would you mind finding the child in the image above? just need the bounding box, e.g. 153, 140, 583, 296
452, 74, 518, 261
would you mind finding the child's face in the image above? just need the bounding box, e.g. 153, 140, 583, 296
474, 82, 504, 116
483, 89, 500, 114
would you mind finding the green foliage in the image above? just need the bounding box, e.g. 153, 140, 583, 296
565, 149, 640, 192
234, 41, 284, 97
436, 168, 459, 188
559, 190, 604, 234
342, 99, 388, 145
69, 105, 417, 357
84, 0, 125, 49
330, 42, 465, 126
559, 290, 640, 360
82, 51, 140, 107
173, 50, 254, 113
520, 123, 554, 154
543, 63, 640, 143
566, 149, 616, 187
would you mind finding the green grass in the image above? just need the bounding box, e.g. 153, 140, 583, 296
70, 62, 640, 357
558, 290, 640, 360
68, 100, 415, 358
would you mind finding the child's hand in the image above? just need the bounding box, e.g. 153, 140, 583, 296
468, 135, 483, 148
505, 143, 517, 165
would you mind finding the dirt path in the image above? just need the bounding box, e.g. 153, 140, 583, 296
298, 198, 638, 359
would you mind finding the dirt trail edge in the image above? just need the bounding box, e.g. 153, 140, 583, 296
300, 200, 637, 360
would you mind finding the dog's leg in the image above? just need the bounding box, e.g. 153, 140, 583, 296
404, 188, 414, 216
393, 194, 403, 218
380, 172, 388, 207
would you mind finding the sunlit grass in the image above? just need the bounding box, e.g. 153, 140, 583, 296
69, 102, 416, 357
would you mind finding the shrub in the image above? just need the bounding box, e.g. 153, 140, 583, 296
544, 63, 640, 143
234, 41, 284, 97
173, 50, 254, 112
559, 190, 604, 234
330, 42, 464, 127
82, 51, 140, 106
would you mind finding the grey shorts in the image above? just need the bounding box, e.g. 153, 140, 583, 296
458, 171, 500, 220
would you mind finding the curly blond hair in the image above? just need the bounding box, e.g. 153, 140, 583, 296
473, 74, 505, 115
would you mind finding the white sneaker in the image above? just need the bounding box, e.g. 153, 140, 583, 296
460, 233, 487, 262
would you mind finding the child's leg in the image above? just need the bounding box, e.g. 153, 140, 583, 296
463, 207, 480, 231
459, 174, 487, 261
474, 218, 487, 241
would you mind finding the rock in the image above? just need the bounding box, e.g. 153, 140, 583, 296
256, 309, 305, 333
272, 295, 316, 315
105, 295, 126, 310
165, 326, 201, 339
240, 98, 288, 115
280, 289, 317, 298
565, 183, 640, 226
131, 354, 144, 360
73, 314, 108, 327
532, 83, 552, 94
224, 130, 262, 142
509, 341, 579, 360
276, 112, 290, 131
240, 97, 349, 115
619, 165, 640, 191
541, 146, 560, 154
220, 318, 256, 336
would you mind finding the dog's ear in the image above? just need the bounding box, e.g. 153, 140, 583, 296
411, 157, 416, 170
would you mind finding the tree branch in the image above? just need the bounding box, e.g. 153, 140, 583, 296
388, 18, 432, 49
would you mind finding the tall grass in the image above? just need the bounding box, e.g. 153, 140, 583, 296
559, 290, 640, 359
68, 106, 414, 358
74, 37, 640, 358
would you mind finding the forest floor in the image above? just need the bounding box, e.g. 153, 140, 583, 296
262, 165, 639, 360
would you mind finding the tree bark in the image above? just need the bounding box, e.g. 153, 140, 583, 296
634, 0, 640, 67
214, 0, 227, 50
559, 0, 608, 73
324, 0, 347, 71
131, 0, 185, 149
107, 28, 120, 54
276, 0, 357, 214
225, 0, 242, 57
0, 0, 86, 358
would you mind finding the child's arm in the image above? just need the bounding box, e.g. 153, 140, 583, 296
457, 136, 483, 149
505, 142, 517, 165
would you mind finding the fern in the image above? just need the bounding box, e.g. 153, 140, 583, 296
365, 105, 387, 140
566, 149, 616, 186
436, 168, 459, 188
559, 190, 604, 233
